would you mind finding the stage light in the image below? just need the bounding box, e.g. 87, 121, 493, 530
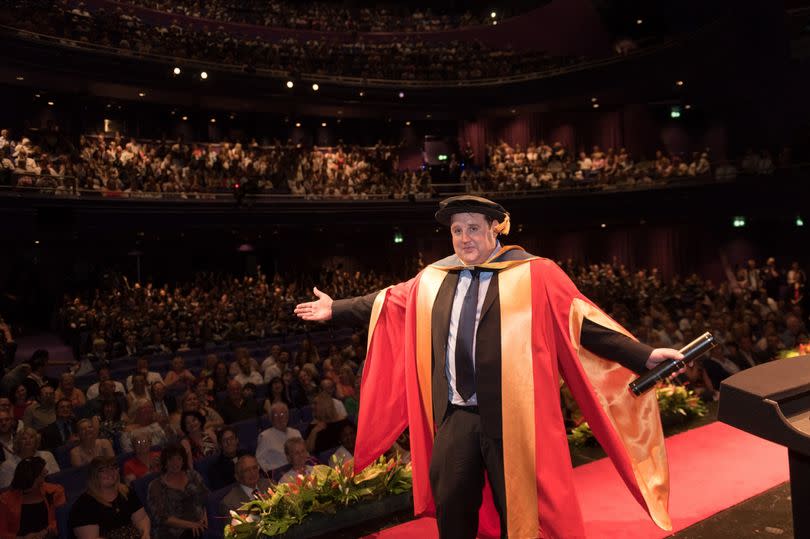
16, 76, 24, 81
359, 90, 365, 97
394, 231, 404, 244
200, 71, 208, 80
210, 118, 216, 123
510, 109, 516, 114
591, 97, 598, 102
286, 80, 294, 88
493, 21, 497, 25
398, 91, 405, 99
138, 91, 146, 97
312, 83, 319, 91
426, 114, 432, 119
491, 11, 497, 18
670, 106, 682, 118
405, 121, 411, 126
636, 19, 643, 25
47, 101, 54, 106
34, 240, 40, 245
733, 216, 746, 228
173, 67, 181, 75
600, 223, 607, 228
34, 93, 40, 98
181, 115, 188, 121
797, 216, 805, 227
675, 80, 684, 87
295, 122, 301, 127
685, 104, 692, 110
321, 122, 327, 127
593, 103, 600, 109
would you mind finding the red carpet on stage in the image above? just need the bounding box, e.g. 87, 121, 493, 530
365, 422, 789, 538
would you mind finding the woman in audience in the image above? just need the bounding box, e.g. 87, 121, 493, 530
295, 338, 320, 368
55, 372, 86, 408
297, 368, 319, 404
335, 365, 357, 399
70, 418, 115, 467
122, 431, 160, 484
199, 354, 219, 380
0, 428, 60, 489
98, 397, 127, 443
0, 456, 66, 539
304, 393, 352, 455
11, 384, 32, 421
170, 391, 224, 433
212, 361, 230, 394
147, 443, 209, 538
70, 456, 150, 539
127, 373, 152, 413
163, 356, 196, 392
207, 427, 242, 490
179, 411, 217, 463
120, 400, 169, 452
191, 379, 214, 409
262, 376, 290, 415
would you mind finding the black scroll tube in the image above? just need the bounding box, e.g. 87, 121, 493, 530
629, 332, 716, 396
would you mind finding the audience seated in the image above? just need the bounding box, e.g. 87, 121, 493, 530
150, 381, 176, 419
95, 397, 127, 444
69, 418, 115, 467
304, 393, 352, 456
331, 423, 357, 464
0, 427, 60, 488
218, 380, 261, 425
123, 430, 161, 484
85, 366, 126, 400
179, 411, 217, 463
256, 402, 301, 474
127, 356, 164, 390
120, 400, 169, 452
39, 399, 78, 451
22, 383, 56, 431
69, 456, 151, 539
219, 455, 271, 514
10, 384, 32, 422
207, 426, 245, 490
147, 444, 209, 538
278, 437, 313, 484
172, 391, 224, 433
164, 356, 196, 393
0, 456, 66, 539
55, 372, 85, 409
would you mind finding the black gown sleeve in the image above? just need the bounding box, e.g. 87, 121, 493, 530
580, 318, 654, 375
330, 292, 380, 327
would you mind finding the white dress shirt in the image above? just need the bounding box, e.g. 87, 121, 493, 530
255, 426, 301, 472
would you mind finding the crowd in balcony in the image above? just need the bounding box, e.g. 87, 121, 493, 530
2, 127, 738, 200
117, 0, 523, 33
2, 0, 576, 81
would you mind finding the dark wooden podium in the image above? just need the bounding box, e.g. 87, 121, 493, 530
718, 355, 810, 538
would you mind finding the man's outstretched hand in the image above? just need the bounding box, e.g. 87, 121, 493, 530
294, 287, 334, 322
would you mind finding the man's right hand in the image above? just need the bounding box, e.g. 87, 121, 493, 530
294, 287, 334, 322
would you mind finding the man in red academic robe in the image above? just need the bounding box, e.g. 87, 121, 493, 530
295, 195, 680, 538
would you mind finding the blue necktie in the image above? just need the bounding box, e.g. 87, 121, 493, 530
455, 268, 480, 401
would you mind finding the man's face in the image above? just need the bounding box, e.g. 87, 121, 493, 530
320, 379, 336, 397
237, 457, 260, 488
450, 213, 498, 266
0, 411, 12, 434
228, 381, 242, 401
270, 406, 289, 430
40, 386, 55, 406
287, 442, 309, 468
56, 400, 73, 419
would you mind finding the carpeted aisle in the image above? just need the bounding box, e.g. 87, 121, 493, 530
366, 422, 789, 538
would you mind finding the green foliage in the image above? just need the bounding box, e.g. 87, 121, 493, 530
224, 455, 412, 538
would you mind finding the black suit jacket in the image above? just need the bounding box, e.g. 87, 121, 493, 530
40, 420, 75, 451
332, 251, 653, 438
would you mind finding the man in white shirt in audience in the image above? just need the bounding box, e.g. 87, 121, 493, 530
255, 402, 301, 474
279, 437, 313, 484
125, 356, 163, 391
86, 366, 126, 400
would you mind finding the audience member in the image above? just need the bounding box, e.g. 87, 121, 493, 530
219, 454, 271, 514
179, 410, 217, 463
207, 426, 245, 490
218, 380, 260, 425
256, 402, 301, 474
0, 428, 60, 489
279, 437, 313, 484
0, 456, 66, 539
69, 418, 115, 467
304, 393, 352, 455
22, 384, 56, 431
39, 399, 77, 451
122, 430, 161, 484
147, 444, 209, 538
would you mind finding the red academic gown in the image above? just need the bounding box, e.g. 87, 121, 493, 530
352, 253, 671, 539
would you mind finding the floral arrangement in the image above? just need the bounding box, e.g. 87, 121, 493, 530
777, 342, 810, 360
567, 383, 707, 447
225, 456, 412, 538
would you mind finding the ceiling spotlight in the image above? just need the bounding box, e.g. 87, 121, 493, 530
593, 103, 600, 109
34, 93, 40, 98
675, 80, 684, 86
636, 18, 643, 25
173, 67, 181, 75
591, 97, 598, 102
16, 76, 24, 81
337, 118, 342, 124
405, 121, 411, 126
229, 113, 235, 120
286, 80, 294, 89
295, 122, 301, 127
312, 83, 319, 91
210, 118, 216, 123
685, 104, 692, 110
170, 110, 175, 115
510, 109, 516, 114
492, 20, 498, 25
398, 91, 405, 99
426, 114, 432, 119
601, 223, 607, 228
359, 90, 365, 97
181, 115, 188, 121
200, 71, 208, 80
47, 101, 54, 106
491, 11, 497, 18
321, 122, 327, 127
138, 91, 146, 97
